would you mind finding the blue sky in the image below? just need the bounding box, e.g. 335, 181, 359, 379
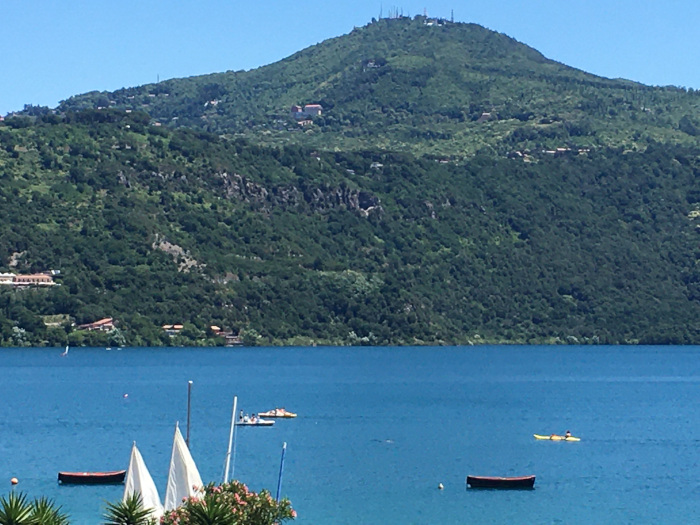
1, 1, 699, 116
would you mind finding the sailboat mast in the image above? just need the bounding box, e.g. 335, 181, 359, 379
276, 442, 287, 502
186, 380, 193, 447
223, 396, 238, 483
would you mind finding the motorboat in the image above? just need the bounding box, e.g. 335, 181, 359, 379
534, 433, 581, 442
258, 408, 297, 418
237, 416, 274, 426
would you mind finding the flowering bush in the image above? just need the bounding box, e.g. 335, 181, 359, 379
159, 481, 296, 525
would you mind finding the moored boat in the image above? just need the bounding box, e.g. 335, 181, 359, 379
58, 470, 126, 484
237, 417, 274, 426
466, 475, 535, 489
258, 408, 297, 418
534, 434, 581, 442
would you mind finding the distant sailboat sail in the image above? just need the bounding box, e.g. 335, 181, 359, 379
123, 442, 164, 520
164, 422, 203, 511
61, 346, 69, 357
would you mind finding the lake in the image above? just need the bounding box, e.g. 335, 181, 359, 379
0, 345, 698, 523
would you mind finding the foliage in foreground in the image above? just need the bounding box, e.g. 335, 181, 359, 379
160, 481, 295, 525
102, 481, 295, 525
103, 494, 156, 525
0, 492, 69, 525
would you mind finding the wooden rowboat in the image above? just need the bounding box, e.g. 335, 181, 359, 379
58, 470, 126, 484
466, 475, 535, 489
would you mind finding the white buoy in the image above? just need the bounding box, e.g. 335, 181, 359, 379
438, 483, 444, 490
10, 478, 18, 485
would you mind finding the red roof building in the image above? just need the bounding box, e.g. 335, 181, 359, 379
13, 274, 55, 286
77, 317, 115, 331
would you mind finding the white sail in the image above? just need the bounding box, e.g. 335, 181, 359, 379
123, 442, 164, 520
164, 422, 203, 511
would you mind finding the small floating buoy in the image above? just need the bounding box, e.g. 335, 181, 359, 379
123, 394, 129, 398
438, 483, 443, 490
10, 478, 18, 485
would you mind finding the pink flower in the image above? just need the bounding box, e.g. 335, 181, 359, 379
291, 509, 298, 518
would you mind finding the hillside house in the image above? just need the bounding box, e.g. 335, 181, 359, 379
77, 317, 115, 331
209, 325, 243, 345
477, 112, 495, 123
291, 104, 323, 119
303, 104, 323, 116
225, 334, 243, 346
13, 274, 56, 286
0, 273, 15, 285
162, 324, 184, 336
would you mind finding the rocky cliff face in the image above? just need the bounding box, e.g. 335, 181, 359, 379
217, 172, 382, 216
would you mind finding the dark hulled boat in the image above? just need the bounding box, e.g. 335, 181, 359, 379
466, 475, 535, 489
58, 470, 126, 484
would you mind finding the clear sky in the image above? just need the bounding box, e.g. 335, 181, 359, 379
2, 1, 699, 116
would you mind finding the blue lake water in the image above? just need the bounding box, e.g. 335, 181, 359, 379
0, 345, 699, 524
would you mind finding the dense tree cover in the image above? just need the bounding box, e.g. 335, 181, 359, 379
1, 113, 700, 346
55, 16, 700, 157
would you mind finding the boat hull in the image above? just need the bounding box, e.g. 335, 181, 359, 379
466, 475, 535, 489
258, 409, 297, 418
237, 418, 274, 426
534, 434, 581, 441
58, 470, 126, 484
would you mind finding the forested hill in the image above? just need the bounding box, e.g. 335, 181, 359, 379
2, 111, 700, 346
54, 16, 700, 157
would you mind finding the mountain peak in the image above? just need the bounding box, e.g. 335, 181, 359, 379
56, 16, 700, 156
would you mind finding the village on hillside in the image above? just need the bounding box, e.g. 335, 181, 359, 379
1, 270, 242, 346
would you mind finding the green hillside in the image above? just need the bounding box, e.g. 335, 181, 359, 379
57, 16, 700, 156
2, 111, 700, 346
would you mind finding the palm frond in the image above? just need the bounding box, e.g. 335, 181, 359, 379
103, 494, 154, 525
0, 492, 33, 525
30, 496, 69, 525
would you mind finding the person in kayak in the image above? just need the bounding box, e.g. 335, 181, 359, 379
565, 430, 572, 438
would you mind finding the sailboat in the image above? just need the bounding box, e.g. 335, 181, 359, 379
164, 422, 203, 511
123, 442, 164, 521
60, 345, 69, 357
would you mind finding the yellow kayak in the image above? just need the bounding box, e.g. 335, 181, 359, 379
534, 434, 581, 442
